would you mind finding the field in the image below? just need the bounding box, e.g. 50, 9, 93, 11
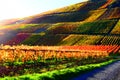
111, 20, 120, 34
0, 45, 119, 80
75, 19, 118, 34
0, 0, 120, 79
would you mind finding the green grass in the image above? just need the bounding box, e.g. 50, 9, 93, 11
0, 60, 115, 80
0, 56, 111, 77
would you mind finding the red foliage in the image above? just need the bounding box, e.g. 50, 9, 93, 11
59, 45, 120, 53
5, 33, 31, 45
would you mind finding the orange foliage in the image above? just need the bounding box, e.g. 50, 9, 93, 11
100, 0, 113, 9
0, 45, 119, 63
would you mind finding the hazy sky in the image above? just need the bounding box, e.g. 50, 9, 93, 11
0, 0, 86, 20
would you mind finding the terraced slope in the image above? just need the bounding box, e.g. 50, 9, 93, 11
0, 0, 120, 46
111, 20, 120, 34
75, 19, 118, 34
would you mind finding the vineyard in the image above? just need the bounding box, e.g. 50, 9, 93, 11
100, 36, 120, 45
21, 34, 68, 46
57, 35, 103, 45
0, 0, 120, 79
47, 22, 80, 34
0, 45, 119, 79
5, 33, 31, 45
1, 45, 119, 63
97, 7, 120, 20
111, 20, 120, 34
75, 19, 118, 34
0, 1, 119, 46
84, 9, 106, 22
100, 0, 113, 9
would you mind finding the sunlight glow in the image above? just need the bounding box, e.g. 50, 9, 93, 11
0, 0, 34, 20
0, 0, 86, 20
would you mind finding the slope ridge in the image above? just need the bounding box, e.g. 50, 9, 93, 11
0, 0, 120, 46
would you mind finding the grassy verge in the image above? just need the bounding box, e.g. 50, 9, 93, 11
0, 57, 110, 77
0, 60, 116, 80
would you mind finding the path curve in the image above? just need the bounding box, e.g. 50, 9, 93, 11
72, 61, 120, 80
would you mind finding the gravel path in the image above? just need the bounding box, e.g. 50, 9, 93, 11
72, 61, 120, 80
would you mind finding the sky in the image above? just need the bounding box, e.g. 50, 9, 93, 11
0, 0, 86, 20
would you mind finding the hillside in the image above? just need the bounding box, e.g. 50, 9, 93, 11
0, 0, 120, 46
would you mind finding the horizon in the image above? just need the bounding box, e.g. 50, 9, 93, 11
0, 0, 87, 21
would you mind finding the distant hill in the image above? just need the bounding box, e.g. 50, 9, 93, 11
0, 0, 120, 46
